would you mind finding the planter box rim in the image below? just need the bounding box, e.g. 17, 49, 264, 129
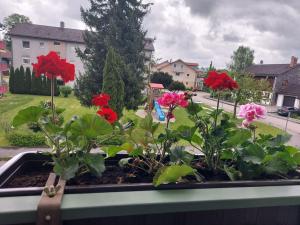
2, 185, 300, 224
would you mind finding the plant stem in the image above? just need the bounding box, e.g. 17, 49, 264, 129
214, 92, 220, 128
50, 77, 55, 122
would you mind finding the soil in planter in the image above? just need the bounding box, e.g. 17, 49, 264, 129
3, 158, 300, 189
3, 163, 154, 188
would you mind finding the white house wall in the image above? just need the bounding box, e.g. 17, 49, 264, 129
276, 94, 284, 107
11, 36, 85, 87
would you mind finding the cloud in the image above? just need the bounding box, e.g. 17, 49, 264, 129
1, 0, 300, 68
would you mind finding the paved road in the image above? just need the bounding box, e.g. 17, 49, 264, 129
193, 92, 300, 148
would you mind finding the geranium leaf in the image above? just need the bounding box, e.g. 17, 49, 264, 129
12, 106, 44, 127
69, 114, 113, 139
225, 129, 251, 147
84, 154, 105, 177
153, 165, 195, 187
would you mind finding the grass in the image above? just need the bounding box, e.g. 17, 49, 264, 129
0, 93, 286, 147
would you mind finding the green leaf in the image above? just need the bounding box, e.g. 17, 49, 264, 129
285, 146, 300, 156
177, 126, 196, 142
12, 106, 44, 127
170, 146, 193, 164
240, 143, 265, 164
69, 114, 113, 139
224, 165, 241, 181
191, 133, 203, 146
128, 147, 143, 157
153, 165, 195, 187
225, 129, 251, 147
121, 142, 135, 153
186, 102, 202, 115
53, 157, 79, 180
293, 152, 300, 164
83, 154, 105, 177
263, 152, 295, 175
221, 149, 234, 160
140, 114, 155, 132
104, 146, 123, 158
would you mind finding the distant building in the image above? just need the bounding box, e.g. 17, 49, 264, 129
0, 40, 12, 86
152, 59, 203, 89
247, 56, 300, 108
9, 22, 154, 86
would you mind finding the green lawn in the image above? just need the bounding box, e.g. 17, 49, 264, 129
0, 93, 285, 147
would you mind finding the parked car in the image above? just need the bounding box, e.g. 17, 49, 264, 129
277, 106, 300, 117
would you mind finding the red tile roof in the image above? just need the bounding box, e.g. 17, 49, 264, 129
149, 83, 164, 89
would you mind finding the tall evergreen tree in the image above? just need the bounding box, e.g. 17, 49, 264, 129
13, 68, 22, 94
102, 47, 125, 117
31, 71, 40, 95
75, 0, 151, 109
9, 66, 15, 93
15, 65, 26, 94
24, 67, 31, 94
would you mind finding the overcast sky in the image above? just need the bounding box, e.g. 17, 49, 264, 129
1, 0, 299, 68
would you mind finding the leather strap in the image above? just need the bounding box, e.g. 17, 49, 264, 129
36, 173, 66, 225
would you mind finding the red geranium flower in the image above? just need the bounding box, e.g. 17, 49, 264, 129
92, 93, 110, 107
97, 107, 118, 124
32, 51, 75, 83
204, 71, 239, 91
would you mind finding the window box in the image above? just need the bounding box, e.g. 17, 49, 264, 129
1, 152, 300, 225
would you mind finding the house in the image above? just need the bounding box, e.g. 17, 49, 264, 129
0, 40, 12, 86
247, 56, 300, 108
152, 59, 203, 89
9, 22, 154, 86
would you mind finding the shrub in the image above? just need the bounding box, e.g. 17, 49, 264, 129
6, 132, 45, 147
150, 72, 173, 88
168, 81, 186, 91
60, 86, 73, 97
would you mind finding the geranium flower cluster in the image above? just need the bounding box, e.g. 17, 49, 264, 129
238, 103, 266, 127
32, 51, 75, 83
204, 71, 239, 91
157, 92, 189, 120
92, 93, 118, 124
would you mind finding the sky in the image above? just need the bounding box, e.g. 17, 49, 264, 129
0, 0, 300, 68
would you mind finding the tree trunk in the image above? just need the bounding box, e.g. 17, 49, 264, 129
233, 99, 238, 118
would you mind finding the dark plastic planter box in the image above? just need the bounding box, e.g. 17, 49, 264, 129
1, 152, 300, 225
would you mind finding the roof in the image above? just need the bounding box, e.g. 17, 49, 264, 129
9, 23, 84, 43
154, 59, 200, 73
149, 83, 164, 89
246, 64, 294, 76
9, 23, 155, 51
275, 65, 300, 98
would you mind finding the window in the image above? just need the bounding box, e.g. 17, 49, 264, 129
175, 72, 180, 76
186, 82, 188, 85
40, 42, 45, 47
22, 57, 30, 64
22, 41, 30, 48
187, 74, 190, 77
174, 63, 176, 68
181, 65, 183, 68
54, 41, 61, 45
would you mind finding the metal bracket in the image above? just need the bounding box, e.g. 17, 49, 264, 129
36, 173, 66, 225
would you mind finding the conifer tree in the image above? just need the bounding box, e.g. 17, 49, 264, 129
75, 0, 151, 109
15, 65, 26, 94
31, 71, 40, 95
13, 68, 20, 93
24, 67, 31, 94
102, 47, 125, 117
9, 66, 15, 93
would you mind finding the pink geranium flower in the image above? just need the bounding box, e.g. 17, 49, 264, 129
157, 92, 188, 108
238, 103, 266, 127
